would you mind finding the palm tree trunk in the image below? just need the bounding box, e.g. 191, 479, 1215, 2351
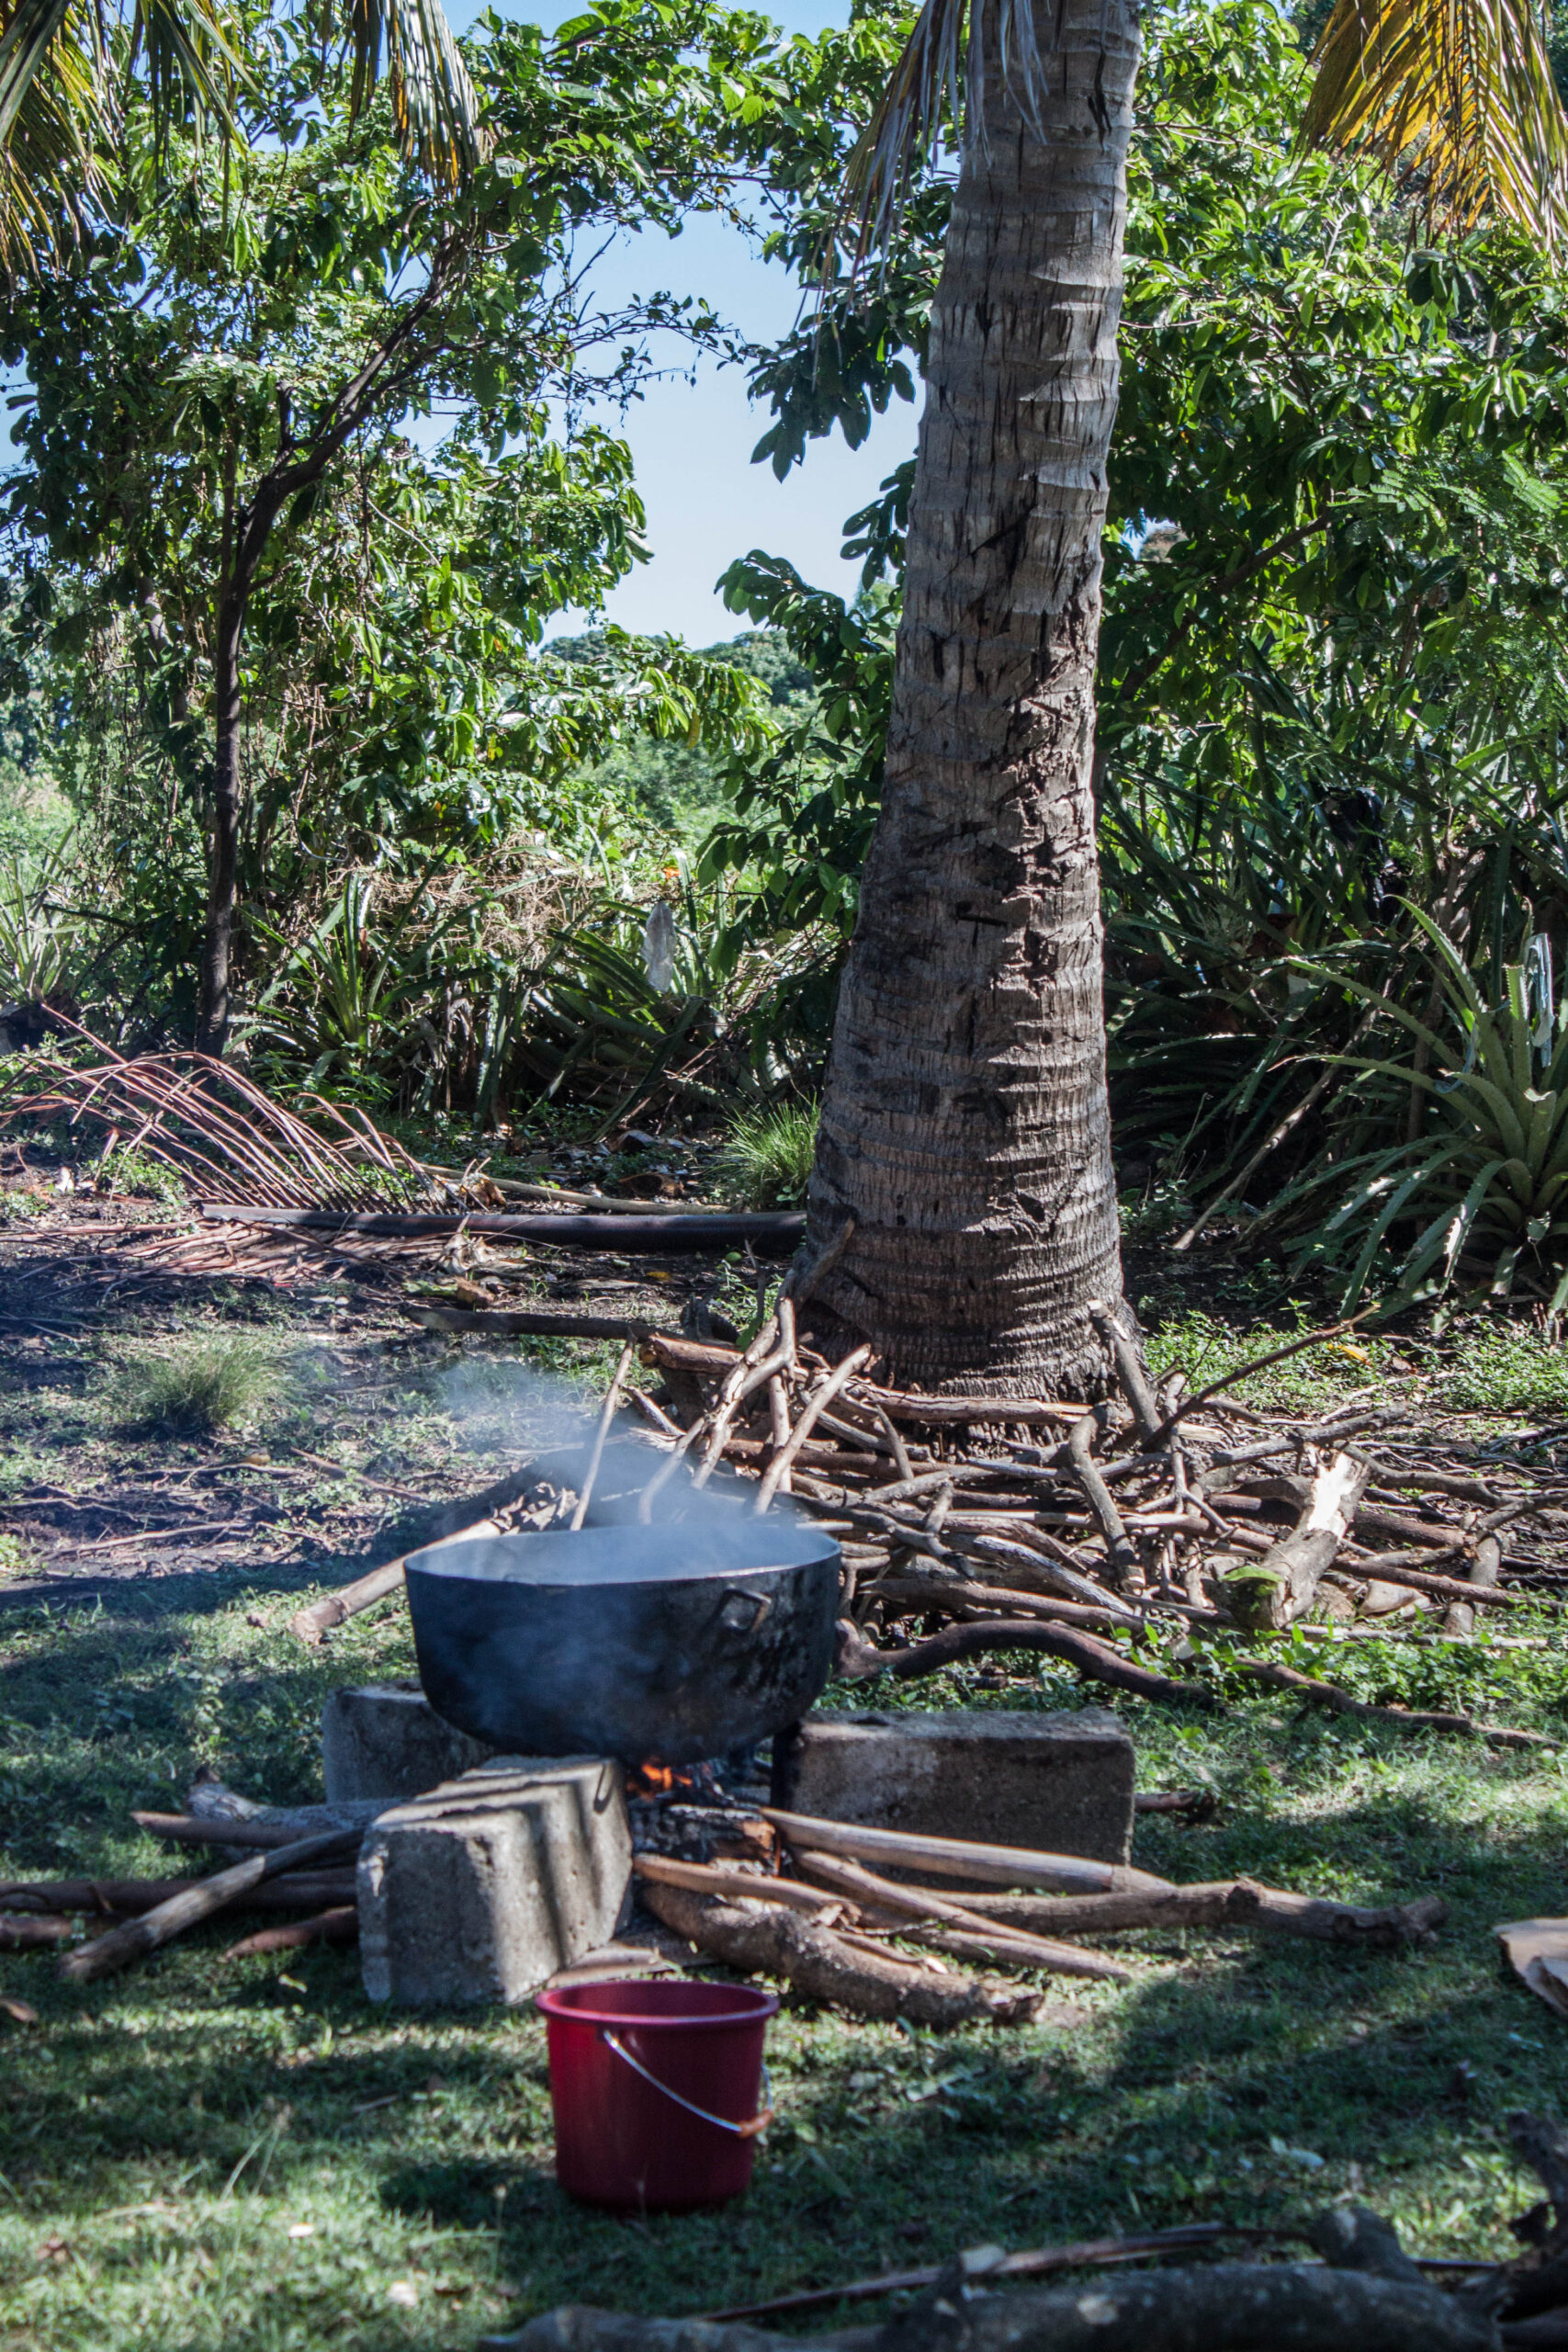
804, 0, 1142, 1397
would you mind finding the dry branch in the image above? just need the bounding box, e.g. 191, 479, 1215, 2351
0, 1872, 356, 1916
790, 1850, 1133, 1981
497, 2239, 1494, 2352
220, 1906, 358, 1960
957, 1878, 1447, 1948
1223, 1453, 1371, 1632
834, 1616, 1212, 1708
59, 1829, 361, 1984
1447, 1534, 1506, 1639
639, 1881, 1040, 2028
0, 1912, 73, 1950
761, 1807, 1169, 1895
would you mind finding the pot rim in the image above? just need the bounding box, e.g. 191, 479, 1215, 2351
405, 1521, 840, 1590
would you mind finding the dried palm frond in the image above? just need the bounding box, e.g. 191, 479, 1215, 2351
1, 1024, 433, 1208
343, 0, 487, 191
840, 0, 1054, 260
1301, 0, 1568, 246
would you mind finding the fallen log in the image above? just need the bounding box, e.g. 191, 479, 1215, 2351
834, 1616, 1213, 1708
790, 1850, 1133, 1981
59, 1829, 362, 1984
698, 2226, 1264, 2324
639, 1880, 1039, 2029
220, 1906, 358, 1960
402, 1306, 674, 1341
199, 1204, 806, 1256
956, 1878, 1447, 1949
496, 2235, 1493, 2352
761, 1806, 1170, 1896
1240, 1657, 1554, 1749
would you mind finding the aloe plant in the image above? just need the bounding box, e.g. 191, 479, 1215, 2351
1283, 910, 1568, 1310
0, 834, 81, 1006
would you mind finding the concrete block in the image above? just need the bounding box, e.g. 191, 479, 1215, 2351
771, 1707, 1135, 1864
322, 1682, 494, 1804
358, 1756, 631, 2007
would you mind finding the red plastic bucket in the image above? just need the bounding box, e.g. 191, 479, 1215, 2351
536, 1978, 778, 2211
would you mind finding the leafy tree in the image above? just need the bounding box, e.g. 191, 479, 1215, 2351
0, 4, 774, 1048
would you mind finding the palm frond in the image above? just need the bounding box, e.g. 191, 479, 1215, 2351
338, 0, 487, 189
0, 0, 107, 270
840, 0, 1051, 259
1302, 0, 1568, 246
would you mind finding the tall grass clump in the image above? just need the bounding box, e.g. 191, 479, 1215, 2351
714, 1102, 818, 1208
107, 1334, 292, 1437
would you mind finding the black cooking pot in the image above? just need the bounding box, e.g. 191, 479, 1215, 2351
405, 1520, 841, 1764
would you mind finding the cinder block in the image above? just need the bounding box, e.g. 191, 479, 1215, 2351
322, 1681, 494, 1804
771, 1707, 1135, 1864
358, 1757, 631, 2007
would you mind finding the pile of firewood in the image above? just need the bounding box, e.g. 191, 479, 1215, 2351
289, 1272, 1565, 1751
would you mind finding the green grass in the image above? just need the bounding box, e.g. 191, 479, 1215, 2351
1141, 1305, 1396, 1415
104, 1336, 296, 1439
713, 1103, 818, 1210
1432, 1317, 1568, 1418
8, 1268, 1568, 2347
7, 1589, 1568, 2348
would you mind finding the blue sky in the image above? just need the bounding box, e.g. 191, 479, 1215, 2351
454, 0, 919, 644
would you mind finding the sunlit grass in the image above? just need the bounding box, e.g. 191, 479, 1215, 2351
713, 1102, 818, 1210
105, 1334, 294, 1439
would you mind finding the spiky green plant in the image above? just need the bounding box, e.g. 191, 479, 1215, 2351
714, 1102, 819, 1210
1284, 910, 1568, 1309
107, 1334, 291, 1437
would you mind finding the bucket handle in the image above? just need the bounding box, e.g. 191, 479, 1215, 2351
600, 2029, 774, 2140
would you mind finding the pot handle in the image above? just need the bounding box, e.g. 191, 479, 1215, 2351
716, 1589, 773, 1634
600, 2030, 774, 2138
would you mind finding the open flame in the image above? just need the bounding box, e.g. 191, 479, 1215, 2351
626, 1758, 723, 1804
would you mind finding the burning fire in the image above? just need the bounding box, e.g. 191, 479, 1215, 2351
626, 1759, 723, 1803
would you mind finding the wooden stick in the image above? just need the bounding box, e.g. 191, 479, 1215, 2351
753, 1347, 874, 1513
1345, 1557, 1528, 1609
792, 1850, 1133, 1981
761, 1806, 1171, 1895
570, 1341, 636, 1530
0, 1871, 355, 1917
1067, 1410, 1143, 1589
131, 1808, 378, 1851
0, 1912, 73, 1950
631, 1854, 845, 1916
867, 1573, 1124, 1632
402, 1306, 671, 1342
220, 1906, 358, 1960
59, 1829, 362, 1984
956, 1879, 1448, 1949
